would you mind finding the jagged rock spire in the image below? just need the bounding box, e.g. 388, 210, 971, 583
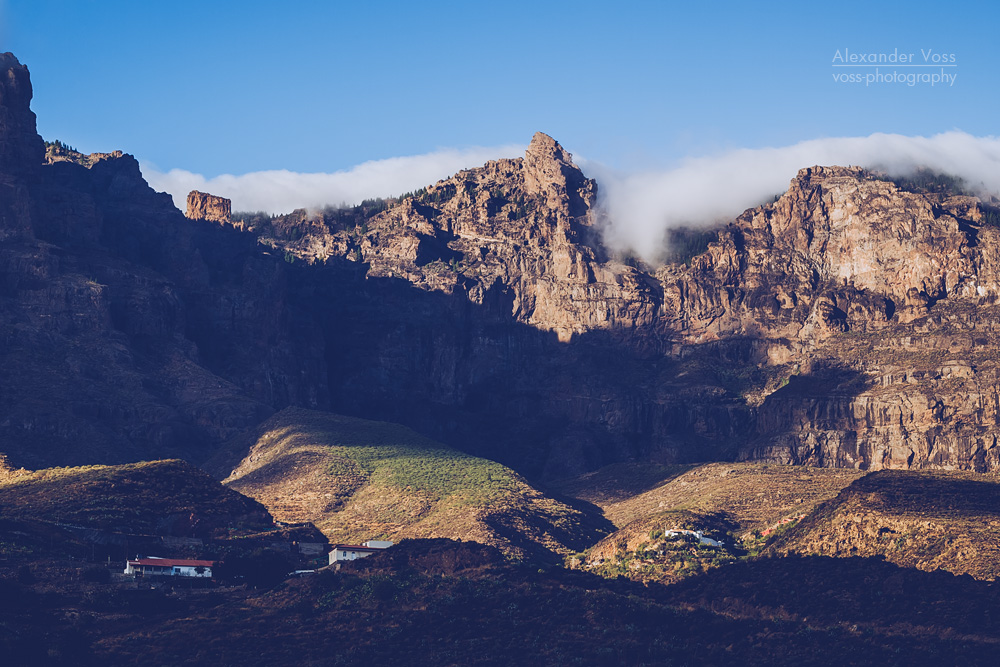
0, 52, 45, 173
522, 132, 594, 218
525, 132, 576, 169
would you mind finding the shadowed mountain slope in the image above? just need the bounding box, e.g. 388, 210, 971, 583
767, 469, 1000, 579
82, 543, 1000, 666
213, 407, 612, 560
3, 52, 1000, 484
0, 458, 273, 536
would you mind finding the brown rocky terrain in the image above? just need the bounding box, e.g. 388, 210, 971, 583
5, 48, 1000, 666
768, 469, 1000, 579
0, 458, 274, 537
244, 137, 1000, 478
185, 190, 231, 223
82, 546, 1000, 666
591, 462, 865, 532
2, 50, 1000, 489
0, 54, 313, 469
564, 462, 864, 583
2, 538, 996, 666
565, 463, 1000, 586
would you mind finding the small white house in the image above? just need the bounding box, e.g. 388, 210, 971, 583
329, 540, 393, 565
663, 529, 723, 548
124, 557, 214, 578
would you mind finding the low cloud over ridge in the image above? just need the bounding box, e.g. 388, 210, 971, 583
142, 145, 525, 215
588, 131, 1000, 260
144, 132, 1000, 262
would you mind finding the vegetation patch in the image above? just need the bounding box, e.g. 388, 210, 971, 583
878, 167, 969, 196
220, 408, 609, 559
581, 509, 741, 584
660, 226, 721, 265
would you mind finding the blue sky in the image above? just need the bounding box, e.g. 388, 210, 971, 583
3, 0, 995, 175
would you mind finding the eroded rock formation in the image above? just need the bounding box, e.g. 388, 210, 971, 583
185, 190, 231, 223
257, 135, 1000, 475
2, 51, 1000, 478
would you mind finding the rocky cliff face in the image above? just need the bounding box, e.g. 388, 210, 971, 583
259, 141, 1000, 476
2, 52, 999, 479
185, 190, 231, 223
0, 54, 44, 175
0, 54, 329, 468
0, 53, 44, 242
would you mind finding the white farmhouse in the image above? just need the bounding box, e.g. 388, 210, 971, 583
663, 529, 724, 548
328, 540, 393, 565
124, 557, 215, 578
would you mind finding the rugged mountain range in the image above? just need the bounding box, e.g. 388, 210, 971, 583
5, 51, 1000, 665
2, 52, 999, 480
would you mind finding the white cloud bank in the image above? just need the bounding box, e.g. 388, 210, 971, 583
587, 131, 1000, 260
143, 131, 1000, 262
142, 145, 525, 214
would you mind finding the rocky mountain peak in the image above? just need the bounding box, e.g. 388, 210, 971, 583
0, 51, 44, 174
0, 53, 45, 241
522, 132, 595, 219
5, 50, 1000, 485
0, 52, 22, 69
794, 165, 868, 182
749, 163, 984, 303
525, 131, 574, 167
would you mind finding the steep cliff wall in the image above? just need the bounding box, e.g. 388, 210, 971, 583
0, 54, 292, 467
0, 53, 44, 242
263, 143, 1000, 476
1, 52, 999, 478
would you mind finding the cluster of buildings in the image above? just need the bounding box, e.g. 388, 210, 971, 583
123, 539, 394, 579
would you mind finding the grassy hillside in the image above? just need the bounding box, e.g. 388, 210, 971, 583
0, 459, 273, 536
555, 463, 1000, 586
216, 407, 610, 559
596, 462, 865, 532
555, 462, 865, 585
768, 469, 1000, 580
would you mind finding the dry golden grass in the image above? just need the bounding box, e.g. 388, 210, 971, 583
769, 469, 1000, 580
598, 462, 865, 532
219, 407, 608, 559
